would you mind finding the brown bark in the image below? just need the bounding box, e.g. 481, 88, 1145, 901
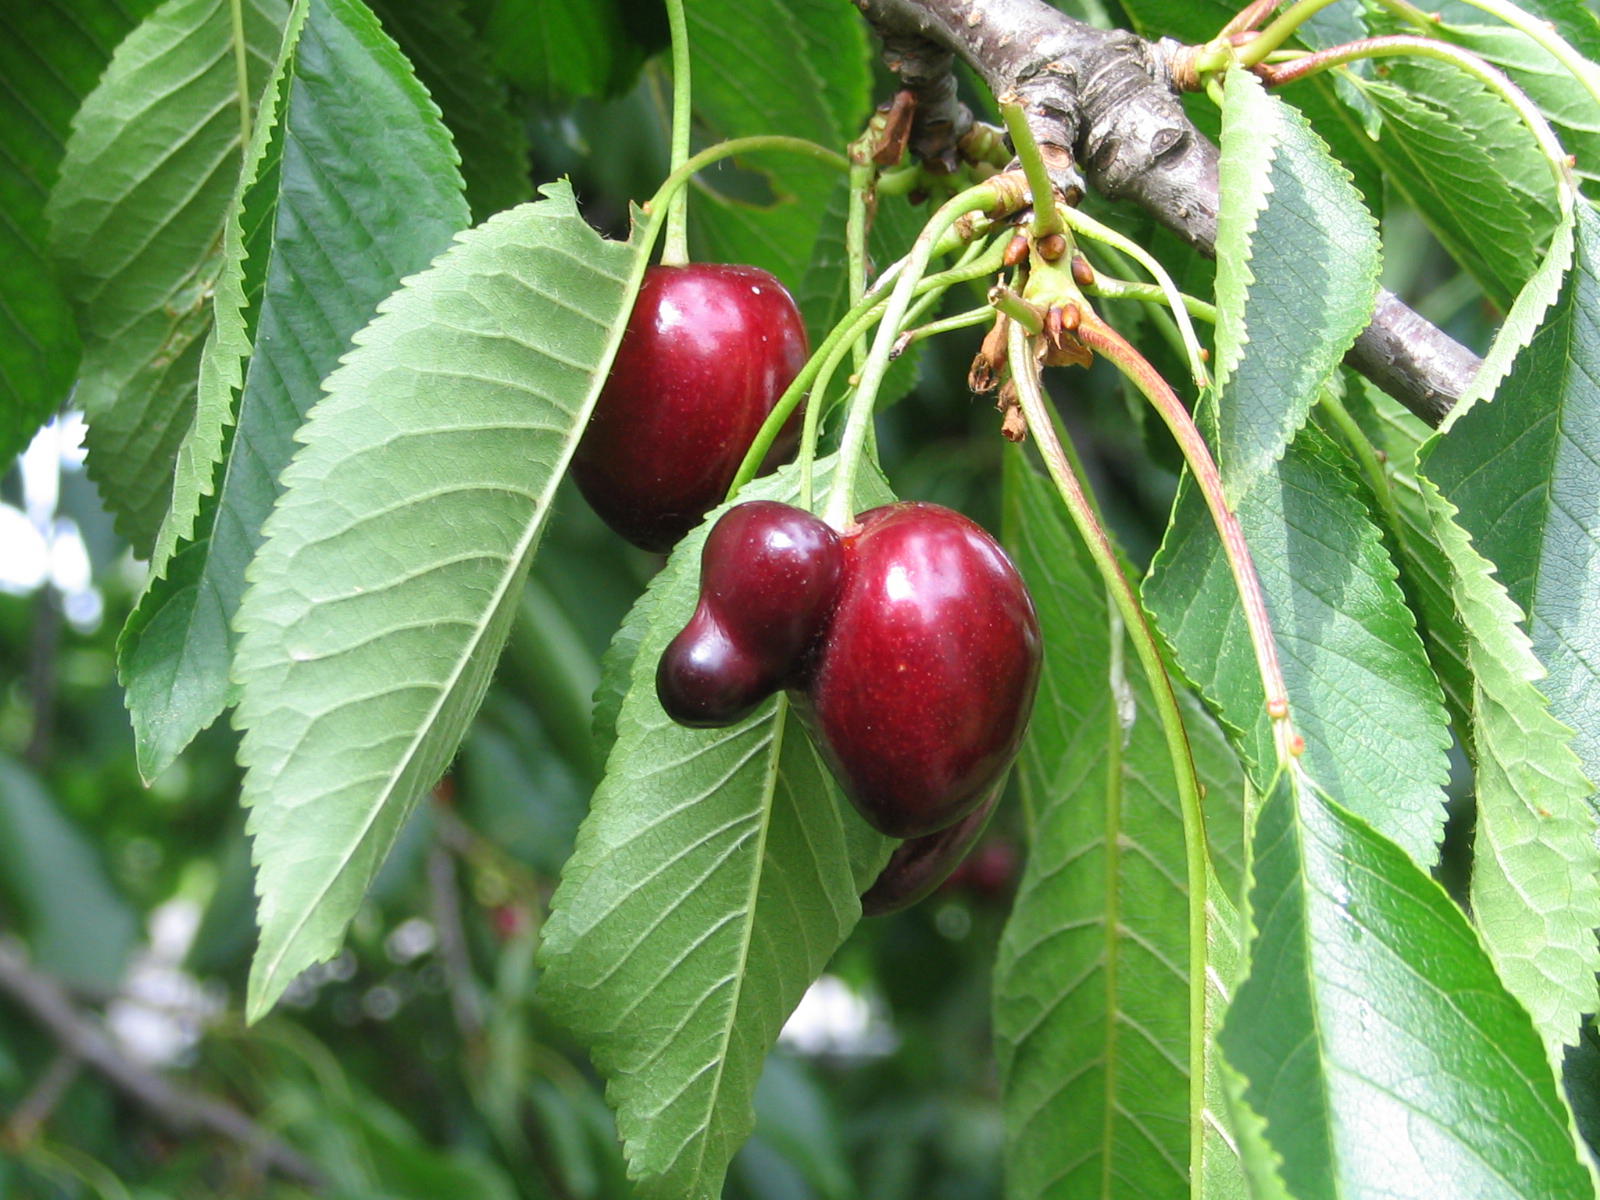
854, 0, 1479, 424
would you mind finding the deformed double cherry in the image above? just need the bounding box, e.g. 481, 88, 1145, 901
658, 498, 1041, 887
657, 501, 841, 727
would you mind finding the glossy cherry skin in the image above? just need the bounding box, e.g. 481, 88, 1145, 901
795, 502, 1041, 839
860, 784, 1000, 916
657, 501, 842, 727
573, 264, 809, 552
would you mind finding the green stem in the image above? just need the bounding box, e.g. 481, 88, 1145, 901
1085, 275, 1218, 323
822, 182, 1012, 527
1219, 0, 1283, 38
846, 162, 873, 371
661, 0, 693, 265
647, 136, 850, 223
1382, 0, 1600, 111
1000, 101, 1064, 239
1075, 312, 1297, 763
229, 0, 250, 148
1056, 207, 1212, 389
1238, 0, 1344, 64
728, 235, 1008, 507
1007, 322, 1211, 1196
893, 305, 995, 355
1317, 386, 1404, 537
1259, 36, 1576, 209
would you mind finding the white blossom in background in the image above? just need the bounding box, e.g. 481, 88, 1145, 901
1, 414, 104, 631
106, 899, 222, 1069
779, 974, 897, 1058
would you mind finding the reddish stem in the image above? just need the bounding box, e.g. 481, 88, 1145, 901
1220, 0, 1282, 38
1075, 313, 1295, 745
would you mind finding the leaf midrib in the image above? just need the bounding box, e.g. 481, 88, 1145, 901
252, 236, 639, 1006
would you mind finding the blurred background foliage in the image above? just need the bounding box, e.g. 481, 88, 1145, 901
0, 0, 1496, 1195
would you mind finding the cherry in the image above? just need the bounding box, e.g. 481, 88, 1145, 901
796, 502, 1040, 839
940, 838, 1020, 901
657, 501, 842, 727
573, 264, 809, 552
860, 785, 1000, 916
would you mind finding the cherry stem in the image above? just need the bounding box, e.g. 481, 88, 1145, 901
1218, 0, 1282, 38
999, 100, 1064, 240
661, 0, 694, 265
1074, 312, 1297, 763
846, 162, 873, 371
1237, 0, 1342, 63
646, 136, 850, 224
1383, 0, 1600, 112
892, 304, 994, 355
1054, 206, 1211, 389
1006, 322, 1212, 1194
822, 178, 1020, 528
1085, 275, 1217, 324
1254, 36, 1576, 210
726, 234, 1008, 507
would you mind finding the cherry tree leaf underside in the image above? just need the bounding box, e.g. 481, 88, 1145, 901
119, 0, 469, 781
233, 181, 643, 1019
539, 457, 894, 1200
46, 0, 288, 553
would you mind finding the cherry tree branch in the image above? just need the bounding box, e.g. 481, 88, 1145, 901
0, 939, 322, 1187
852, 0, 1479, 424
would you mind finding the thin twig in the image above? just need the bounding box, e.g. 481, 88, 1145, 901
0, 939, 321, 1187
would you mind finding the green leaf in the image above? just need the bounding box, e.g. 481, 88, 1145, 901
1433, 0, 1600, 62
366, 0, 531, 221
0, 757, 138, 991
1423, 203, 1600, 801
1202, 873, 1247, 1200
0, 1, 157, 462
1113, 0, 1234, 43
1420, 478, 1600, 1059
994, 451, 1192, 1199
1336, 375, 1475, 739
685, 0, 867, 321
592, 563, 662, 760
1430, 20, 1600, 202
1349, 33, 1559, 309
233, 180, 645, 1019
539, 456, 894, 1200
118, 0, 470, 781
1143, 422, 1452, 868
484, 0, 646, 103
1213, 68, 1378, 495
1221, 769, 1596, 1199
47, 0, 289, 554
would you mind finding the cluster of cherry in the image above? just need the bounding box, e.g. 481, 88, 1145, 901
572, 260, 1040, 912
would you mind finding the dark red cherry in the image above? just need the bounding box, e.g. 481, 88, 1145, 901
573, 264, 809, 552
657, 501, 842, 727
860, 784, 1000, 916
941, 838, 1020, 901
796, 502, 1041, 839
